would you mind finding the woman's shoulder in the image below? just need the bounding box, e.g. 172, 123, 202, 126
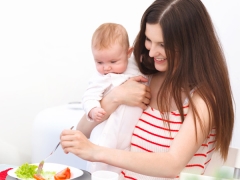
189, 90, 212, 125
192, 92, 207, 106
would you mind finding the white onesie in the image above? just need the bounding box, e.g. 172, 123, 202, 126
81, 55, 146, 174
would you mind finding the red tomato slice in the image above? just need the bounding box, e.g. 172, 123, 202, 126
33, 174, 45, 180
54, 167, 71, 180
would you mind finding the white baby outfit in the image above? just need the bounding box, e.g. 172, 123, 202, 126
82, 55, 146, 174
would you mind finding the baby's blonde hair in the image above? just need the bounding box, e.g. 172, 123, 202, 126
92, 23, 130, 51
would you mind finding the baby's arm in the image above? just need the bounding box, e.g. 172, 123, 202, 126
82, 74, 112, 121
89, 107, 106, 122
78, 75, 150, 138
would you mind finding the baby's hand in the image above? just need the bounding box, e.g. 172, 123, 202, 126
89, 107, 106, 122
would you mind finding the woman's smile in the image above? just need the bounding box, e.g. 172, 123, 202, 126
154, 57, 167, 63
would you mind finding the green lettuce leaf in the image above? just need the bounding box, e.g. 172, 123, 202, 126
41, 171, 56, 180
15, 163, 56, 180
15, 163, 38, 179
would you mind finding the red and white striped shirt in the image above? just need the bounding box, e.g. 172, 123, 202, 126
119, 103, 216, 180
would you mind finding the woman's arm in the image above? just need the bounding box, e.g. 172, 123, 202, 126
61, 92, 211, 178
77, 114, 101, 138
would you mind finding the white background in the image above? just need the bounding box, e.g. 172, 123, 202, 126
0, 0, 239, 165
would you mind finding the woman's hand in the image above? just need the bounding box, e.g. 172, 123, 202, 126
60, 129, 98, 161
99, 75, 151, 120
117, 76, 151, 109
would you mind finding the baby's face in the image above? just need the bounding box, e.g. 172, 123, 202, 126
92, 43, 131, 75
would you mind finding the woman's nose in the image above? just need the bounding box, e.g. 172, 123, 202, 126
149, 45, 159, 57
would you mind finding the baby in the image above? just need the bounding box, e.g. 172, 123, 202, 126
81, 23, 146, 173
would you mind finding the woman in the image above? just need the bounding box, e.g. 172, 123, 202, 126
60, 0, 234, 179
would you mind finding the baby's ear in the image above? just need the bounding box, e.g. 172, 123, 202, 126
127, 47, 134, 58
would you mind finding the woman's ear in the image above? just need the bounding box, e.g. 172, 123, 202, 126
127, 47, 134, 58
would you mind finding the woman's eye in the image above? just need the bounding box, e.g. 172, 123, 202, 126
146, 37, 151, 41
111, 61, 116, 63
160, 43, 165, 47
97, 62, 102, 64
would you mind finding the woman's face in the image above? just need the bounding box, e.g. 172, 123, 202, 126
145, 23, 167, 72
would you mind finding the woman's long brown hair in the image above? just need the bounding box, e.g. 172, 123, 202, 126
133, 0, 234, 161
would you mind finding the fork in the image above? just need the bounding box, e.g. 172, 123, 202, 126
36, 126, 74, 174
45, 125, 74, 161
